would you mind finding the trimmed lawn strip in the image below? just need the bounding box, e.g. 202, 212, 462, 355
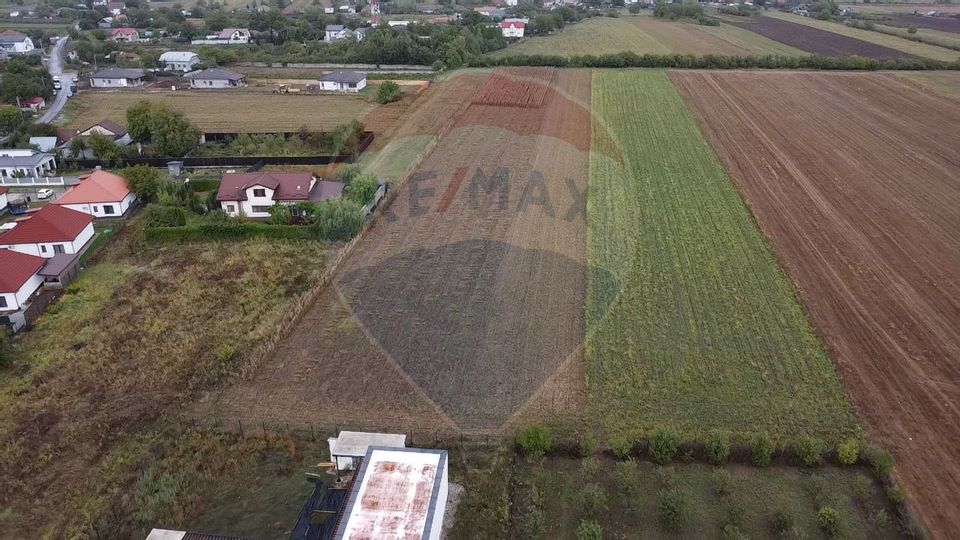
586, 70, 857, 440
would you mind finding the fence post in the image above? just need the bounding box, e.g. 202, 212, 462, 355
238, 419, 244, 438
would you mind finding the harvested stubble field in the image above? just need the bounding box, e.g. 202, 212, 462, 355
733, 15, 919, 59
670, 70, 960, 537
586, 70, 856, 441
208, 68, 595, 432
61, 90, 378, 133
765, 11, 960, 61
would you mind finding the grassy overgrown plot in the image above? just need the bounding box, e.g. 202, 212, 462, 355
586, 70, 856, 439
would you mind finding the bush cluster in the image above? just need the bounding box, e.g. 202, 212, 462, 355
650, 427, 680, 464
794, 436, 826, 467
751, 432, 775, 466
817, 506, 842, 537
517, 425, 552, 458
837, 438, 860, 466
144, 222, 316, 242
473, 52, 959, 71
705, 430, 731, 465
861, 446, 895, 477
375, 80, 403, 104
144, 204, 187, 228
576, 519, 602, 540
658, 488, 687, 531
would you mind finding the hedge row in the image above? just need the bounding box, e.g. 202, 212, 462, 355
186, 178, 221, 193
472, 52, 960, 71
144, 222, 317, 242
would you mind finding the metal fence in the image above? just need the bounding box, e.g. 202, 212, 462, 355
0, 176, 78, 186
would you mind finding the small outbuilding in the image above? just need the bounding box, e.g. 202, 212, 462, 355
320, 70, 367, 93
158, 51, 200, 72
185, 68, 246, 89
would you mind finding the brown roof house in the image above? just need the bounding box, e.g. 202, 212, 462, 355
216, 171, 343, 219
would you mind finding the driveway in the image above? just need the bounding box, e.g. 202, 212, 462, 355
38, 36, 77, 124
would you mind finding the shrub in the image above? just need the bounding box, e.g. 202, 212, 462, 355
579, 483, 609, 516
215, 344, 235, 362
0, 328, 12, 368
867, 508, 890, 528
576, 519, 602, 540
837, 438, 860, 466
705, 430, 731, 465
581, 456, 602, 476
121, 164, 164, 202
650, 427, 680, 464
727, 501, 746, 527
375, 80, 402, 104
610, 437, 632, 460
817, 506, 841, 537
794, 436, 825, 467
711, 468, 733, 496
851, 474, 873, 504
614, 460, 640, 498
517, 425, 552, 458
772, 510, 794, 533
886, 486, 905, 504
907, 25, 917, 34
144, 204, 186, 228
523, 508, 546, 539
580, 434, 598, 457
345, 173, 379, 206
861, 446, 894, 477
751, 432, 775, 466
658, 489, 687, 531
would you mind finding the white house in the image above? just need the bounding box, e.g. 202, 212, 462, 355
88, 67, 145, 88
0, 249, 45, 313
0, 186, 8, 213
320, 70, 367, 92
0, 204, 95, 258
105, 1, 125, 16
501, 19, 526, 38
0, 31, 34, 54
325, 24, 351, 42
159, 51, 200, 72
0, 150, 56, 179
184, 68, 246, 89
191, 28, 251, 45
335, 447, 449, 540
54, 170, 136, 218
216, 172, 343, 218
107, 27, 139, 42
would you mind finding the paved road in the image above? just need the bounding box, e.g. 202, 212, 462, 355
38, 37, 77, 124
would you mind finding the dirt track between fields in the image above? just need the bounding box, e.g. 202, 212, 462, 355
671, 70, 960, 538
209, 69, 594, 434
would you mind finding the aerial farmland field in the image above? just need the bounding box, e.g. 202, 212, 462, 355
732, 15, 920, 59
586, 70, 856, 440
671, 70, 960, 537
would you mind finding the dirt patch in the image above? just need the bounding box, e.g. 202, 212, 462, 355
891, 14, 960, 34
734, 16, 918, 58
671, 70, 960, 538
209, 69, 594, 433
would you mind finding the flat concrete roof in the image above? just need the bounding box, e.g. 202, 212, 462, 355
336, 447, 446, 540
331, 431, 406, 458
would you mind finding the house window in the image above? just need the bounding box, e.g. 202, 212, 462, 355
103, 205, 114, 214
0, 297, 7, 308
252, 188, 266, 197
226, 204, 236, 213
40, 245, 47, 253
251, 205, 270, 213
93, 205, 98, 212
348, 83, 356, 88
53, 244, 65, 254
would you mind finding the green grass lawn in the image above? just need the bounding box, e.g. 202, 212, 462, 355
490, 17, 672, 57
586, 70, 858, 441
515, 456, 900, 539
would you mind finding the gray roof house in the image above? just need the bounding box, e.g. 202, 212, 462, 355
319, 70, 367, 93
184, 68, 246, 89
158, 51, 200, 72
89, 68, 145, 88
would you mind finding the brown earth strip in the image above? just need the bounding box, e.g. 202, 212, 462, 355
734, 16, 919, 59
208, 69, 593, 434
670, 70, 960, 538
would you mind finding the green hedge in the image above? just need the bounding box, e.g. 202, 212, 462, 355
186, 178, 221, 193
472, 52, 960, 71
144, 222, 317, 242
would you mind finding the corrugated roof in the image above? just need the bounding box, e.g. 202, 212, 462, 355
217, 172, 315, 202
55, 170, 131, 205
0, 249, 45, 293
90, 67, 144, 79
37, 251, 80, 277
159, 51, 199, 62
0, 204, 93, 245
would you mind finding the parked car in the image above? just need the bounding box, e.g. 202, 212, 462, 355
37, 188, 54, 199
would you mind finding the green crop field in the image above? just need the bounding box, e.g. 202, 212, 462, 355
490, 17, 672, 57
586, 70, 858, 440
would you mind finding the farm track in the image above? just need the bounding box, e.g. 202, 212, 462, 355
210, 69, 593, 433
671, 70, 960, 538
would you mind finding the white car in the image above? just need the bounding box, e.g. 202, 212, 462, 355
37, 188, 54, 200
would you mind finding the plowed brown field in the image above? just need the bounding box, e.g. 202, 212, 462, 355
209, 69, 594, 433
671, 70, 960, 538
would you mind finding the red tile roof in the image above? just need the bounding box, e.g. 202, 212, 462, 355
0, 205, 93, 245
55, 170, 132, 205
0, 186, 8, 196
217, 172, 316, 202
0, 249, 45, 293
501, 20, 525, 28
